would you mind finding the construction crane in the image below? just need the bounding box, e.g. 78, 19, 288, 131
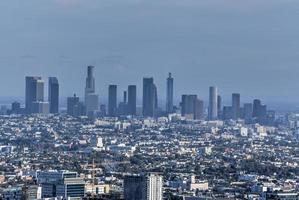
83, 159, 130, 196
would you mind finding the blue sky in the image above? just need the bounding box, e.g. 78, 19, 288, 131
0, 0, 299, 105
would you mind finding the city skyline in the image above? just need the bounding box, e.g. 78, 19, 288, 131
14, 67, 273, 126
0, 69, 295, 109
1, 1, 299, 199
1, 67, 298, 108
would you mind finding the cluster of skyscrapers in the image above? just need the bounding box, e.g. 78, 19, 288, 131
17, 66, 274, 125
22, 76, 59, 115
19, 66, 175, 118
66, 66, 171, 118
203, 87, 273, 125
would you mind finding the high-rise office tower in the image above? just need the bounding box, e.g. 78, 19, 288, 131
108, 85, 117, 117
85, 66, 95, 94
25, 77, 49, 114
267, 110, 276, 126
36, 80, 44, 102
146, 173, 163, 200
181, 95, 203, 120
253, 99, 261, 118
34, 80, 49, 114
232, 93, 240, 120
25, 76, 42, 114
143, 77, 157, 117
259, 105, 267, 125
252, 99, 268, 125
123, 91, 127, 104
181, 95, 197, 119
85, 66, 99, 115
154, 84, 158, 112
124, 175, 147, 200
67, 94, 84, 117
100, 104, 106, 116
166, 73, 174, 114
244, 103, 253, 123
194, 99, 204, 120
48, 77, 59, 113
11, 101, 21, 114
208, 86, 218, 120
128, 85, 137, 116
37, 171, 85, 199
32, 101, 49, 114
118, 90, 128, 116
223, 106, 232, 120
217, 95, 222, 119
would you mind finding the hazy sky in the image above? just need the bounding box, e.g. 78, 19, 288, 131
1, 0, 299, 105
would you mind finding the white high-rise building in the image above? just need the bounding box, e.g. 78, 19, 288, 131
97, 137, 103, 148
146, 173, 163, 200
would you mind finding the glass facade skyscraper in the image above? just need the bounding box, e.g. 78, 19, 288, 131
166, 73, 174, 114
48, 77, 59, 114
143, 77, 157, 117
108, 85, 117, 117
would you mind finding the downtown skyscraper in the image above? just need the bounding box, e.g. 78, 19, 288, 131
143, 77, 157, 117
208, 86, 218, 120
67, 94, 84, 117
253, 99, 268, 125
217, 95, 222, 118
85, 66, 99, 116
244, 103, 253, 123
128, 85, 137, 116
25, 76, 42, 114
108, 85, 117, 117
48, 77, 59, 114
25, 77, 49, 114
35, 79, 44, 102
166, 73, 174, 114
181, 95, 204, 120
181, 95, 197, 119
232, 93, 241, 120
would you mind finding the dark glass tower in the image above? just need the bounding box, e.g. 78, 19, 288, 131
11, 101, 21, 114
244, 103, 253, 123
181, 94, 204, 120
67, 94, 80, 116
142, 77, 157, 117
253, 99, 261, 118
108, 85, 117, 117
181, 95, 197, 117
217, 95, 222, 119
25, 76, 42, 114
48, 77, 59, 113
232, 93, 240, 120
124, 175, 147, 200
194, 98, 204, 120
128, 85, 137, 116
166, 73, 174, 114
